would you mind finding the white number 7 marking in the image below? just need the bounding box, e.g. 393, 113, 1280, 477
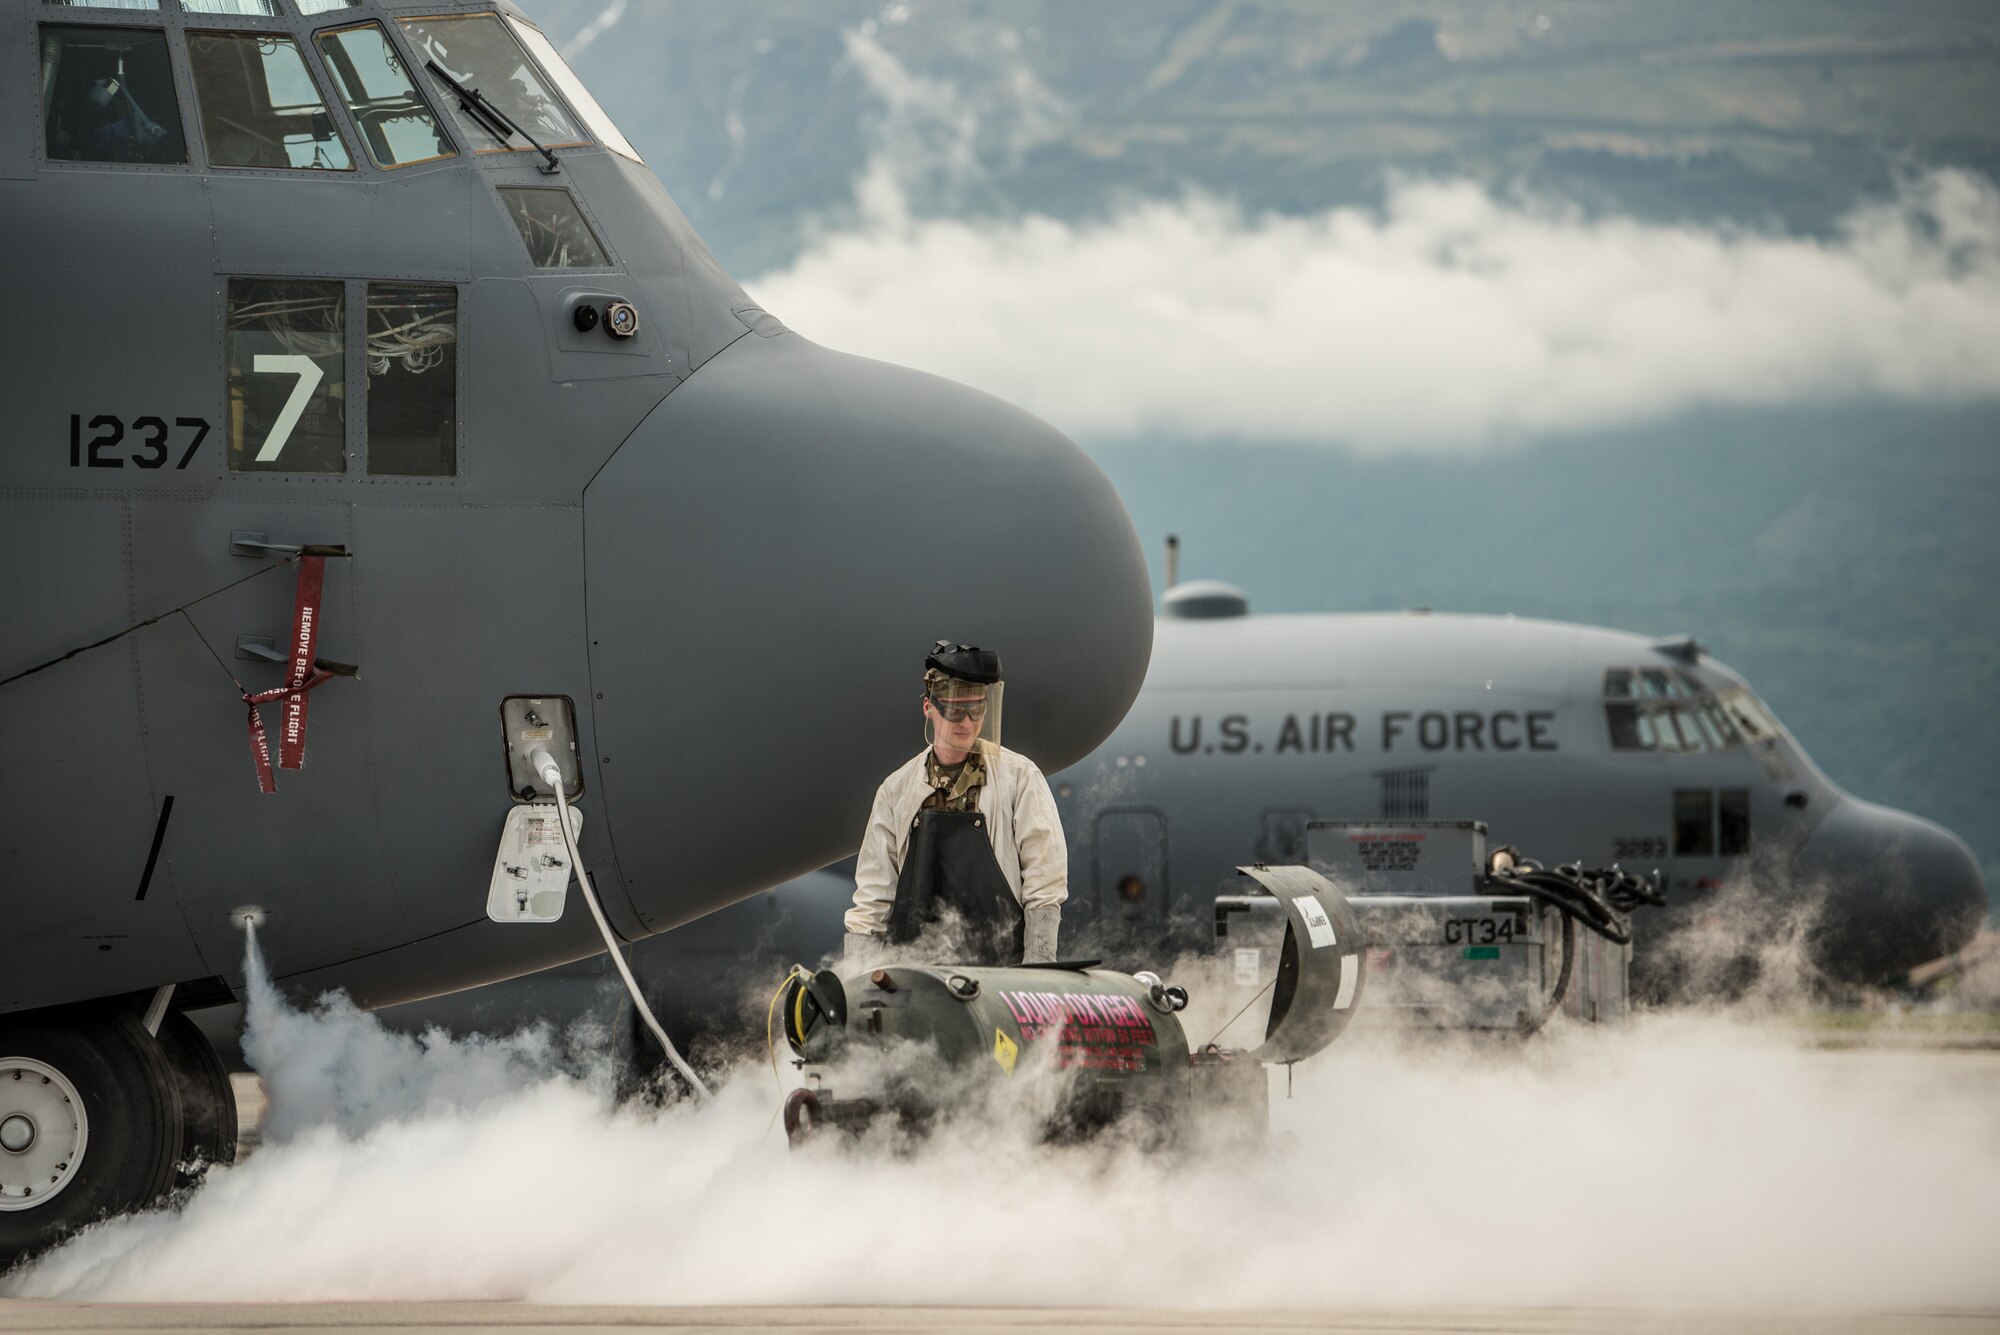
252, 354, 325, 463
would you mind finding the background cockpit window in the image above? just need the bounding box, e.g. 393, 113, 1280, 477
180, 0, 278, 15
1717, 689, 1783, 745
505, 16, 642, 163
1604, 673, 1796, 778
1604, 702, 1645, 750
366, 284, 458, 477
186, 32, 352, 170
497, 186, 610, 268
317, 25, 454, 169
40, 26, 188, 165
397, 14, 584, 154
225, 278, 346, 474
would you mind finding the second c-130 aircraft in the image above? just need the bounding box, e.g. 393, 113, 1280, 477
1054, 580, 1984, 985
0, 0, 1152, 1264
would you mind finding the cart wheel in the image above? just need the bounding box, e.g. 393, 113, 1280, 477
782, 1088, 821, 1149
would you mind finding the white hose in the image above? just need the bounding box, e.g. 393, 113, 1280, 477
537, 752, 711, 1101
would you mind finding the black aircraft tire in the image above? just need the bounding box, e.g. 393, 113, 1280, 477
153, 1010, 238, 1190
0, 1004, 185, 1271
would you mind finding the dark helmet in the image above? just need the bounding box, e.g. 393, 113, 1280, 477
924, 640, 1001, 686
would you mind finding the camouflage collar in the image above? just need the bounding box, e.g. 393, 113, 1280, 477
925, 745, 988, 811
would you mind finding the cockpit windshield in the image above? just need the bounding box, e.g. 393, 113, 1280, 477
1602, 668, 1795, 780
503, 18, 642, 163
397, 14, 583, 154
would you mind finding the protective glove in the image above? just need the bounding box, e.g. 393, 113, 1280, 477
1023, 905, 1060, 964
841, 931, 882, 973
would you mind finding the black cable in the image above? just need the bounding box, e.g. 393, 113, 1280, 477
1489, 862, 1637, 946
0, 560, 288, 690
1519, 909, 1576, 1036
1484, 850, 1666, 1034
1600, 866, 1668, 913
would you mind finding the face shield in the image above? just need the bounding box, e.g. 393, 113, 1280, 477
924, 676, 1002, 758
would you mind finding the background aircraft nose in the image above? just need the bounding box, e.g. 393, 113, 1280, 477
582, 331, 1153, 934
1797, 796, 1988, 983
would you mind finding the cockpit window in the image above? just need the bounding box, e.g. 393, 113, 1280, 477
296, 0, 360, 13
181, 0, 279, 15
1655, 707, 1694, 753
366, 283, 457, 477
40, 26, 188, 165
186, 31, 353, 170
1704, 701, 1741, 747
225, 278, 347, 474
504, 16, 643, 162
497, 186, 609, 268
47, 0, 159, 8
1717, 690, 1781, 745
317, 24, 454, 169
1640, 668, 1690, 699
396, 14, 585, 154
1603, 667, 1789, 771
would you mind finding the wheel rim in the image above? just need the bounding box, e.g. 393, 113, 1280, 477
0, 1057, 89, 1212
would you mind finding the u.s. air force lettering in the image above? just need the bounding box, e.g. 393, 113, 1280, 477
1168, 710, 1560, 756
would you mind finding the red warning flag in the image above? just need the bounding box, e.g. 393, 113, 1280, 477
238, 554, 337, 793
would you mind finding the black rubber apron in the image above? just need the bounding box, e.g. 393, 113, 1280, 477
885, 808, 1026, 965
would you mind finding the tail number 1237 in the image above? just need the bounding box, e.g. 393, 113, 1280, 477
68, 414, 211, 470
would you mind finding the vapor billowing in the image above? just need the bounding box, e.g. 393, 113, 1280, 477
6, 931, 1996, 1308
751, 170, 2000, 451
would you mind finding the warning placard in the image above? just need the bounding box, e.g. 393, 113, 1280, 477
999, 990, 1157, 1072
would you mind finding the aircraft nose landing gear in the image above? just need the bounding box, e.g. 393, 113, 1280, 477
0, 1003, 213, 1271
0, 1061, 88, 1214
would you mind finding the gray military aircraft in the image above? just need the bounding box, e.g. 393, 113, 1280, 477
419, 570, 1986, 1062
0, 0, 1152, 1262
1055, 579, 1985, 986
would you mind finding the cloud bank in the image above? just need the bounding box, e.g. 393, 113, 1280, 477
748, 169, 2000, 451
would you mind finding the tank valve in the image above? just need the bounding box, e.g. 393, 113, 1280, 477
1133, 971, 1189, 1014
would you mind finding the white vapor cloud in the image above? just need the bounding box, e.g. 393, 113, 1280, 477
748, 170, 2000, 450
7, 933, 1999, 1309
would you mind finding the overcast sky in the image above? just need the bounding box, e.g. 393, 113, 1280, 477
726, 26, 2000, 451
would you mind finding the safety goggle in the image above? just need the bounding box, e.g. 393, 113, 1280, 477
928, 694, 988, 723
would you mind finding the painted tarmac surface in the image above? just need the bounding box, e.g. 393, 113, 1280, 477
1, 1301, 1997, 1333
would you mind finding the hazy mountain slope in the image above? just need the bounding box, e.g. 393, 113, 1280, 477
530, 0, 2000, 275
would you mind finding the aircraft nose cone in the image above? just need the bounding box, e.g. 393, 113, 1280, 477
583, 333, 1152, 932
1798, 797, 1988, 982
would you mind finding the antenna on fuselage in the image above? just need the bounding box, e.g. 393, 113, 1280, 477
1165, 533, 1180, 591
